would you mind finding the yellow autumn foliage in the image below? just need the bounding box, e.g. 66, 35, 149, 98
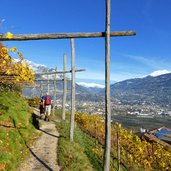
75, 112, 171, 171
0, 42, 35, 85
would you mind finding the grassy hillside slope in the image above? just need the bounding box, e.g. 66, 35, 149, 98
0, 92, 38, 171
56, 121, 103, 171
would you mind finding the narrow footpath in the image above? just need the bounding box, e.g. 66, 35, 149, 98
18, 110, 60, 171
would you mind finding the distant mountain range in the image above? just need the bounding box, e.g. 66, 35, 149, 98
23, 59, 104, 101
81, 72, 171, 106
109, 73, 171, 106
23, 59, 171, 106
23, 79, 104, 102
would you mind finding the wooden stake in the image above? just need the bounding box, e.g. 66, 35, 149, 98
47, 71, 49, 94
117, 131, 121, 171
103, 0, 111, 170
40, 80, 43, 98
62, 53, 67, 121
70, 39, 75, 142
53, 67, 57, 116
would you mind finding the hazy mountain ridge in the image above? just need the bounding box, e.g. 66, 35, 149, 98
24, 60, 171, 105
22, 79, 104, 102
24, 72, 171, 105
23, 60, 104, 101
108, 73, 171, 106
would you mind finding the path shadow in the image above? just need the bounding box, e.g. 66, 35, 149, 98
28, 148, 55, 171
39, 128, 59, 138
32, 113, 40, 129
16, 125, 56, 171
2, 110, 58, 171
14, 112, 57, 171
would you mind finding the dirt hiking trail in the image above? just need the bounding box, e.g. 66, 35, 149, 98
18, 110, 60, 171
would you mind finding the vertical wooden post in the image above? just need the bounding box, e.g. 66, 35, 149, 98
103, 0, 111, 171
40, 80, 43, 98
70, 38, 75, 142
117, 131, 121, 171
47, 70, 49, 94
53, 67, 57, 116
32, 86, 34, 98
62, 53, 67, 121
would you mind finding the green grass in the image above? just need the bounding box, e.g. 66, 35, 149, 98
0, 91, 39, 171
56, 121, 103, 171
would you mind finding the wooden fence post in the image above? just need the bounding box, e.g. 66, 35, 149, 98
62, 53, 67, 121
103, 0, 111, 170
117, 131, 121, 171
40, 80, 43, 98
53, 67, 57, 116
31, 87, 33, 98
70, 38, 75, 142
47, 70, 49, 94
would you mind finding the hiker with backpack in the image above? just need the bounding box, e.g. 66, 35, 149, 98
42, 92, 52, 121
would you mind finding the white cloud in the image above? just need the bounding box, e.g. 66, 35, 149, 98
126, 54, 171, 70
76, 70, 145, 82
149, 70, 171, 77
77, 82, 105, 88
127, 55, 161, 69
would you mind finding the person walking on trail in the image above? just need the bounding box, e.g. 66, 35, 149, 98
42, 92, 52, 121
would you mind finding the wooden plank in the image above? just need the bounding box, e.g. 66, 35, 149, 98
0, 31, 136, 41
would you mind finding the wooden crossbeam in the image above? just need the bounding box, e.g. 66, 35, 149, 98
0, 73, 16, 76
36, 69, 85, 75
24, 85, 41, 88
35, 79, 64, 81
0, 31, 136, 41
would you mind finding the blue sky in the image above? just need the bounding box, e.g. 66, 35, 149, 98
1, 0, 171, 85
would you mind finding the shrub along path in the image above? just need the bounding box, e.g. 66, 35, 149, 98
18, 109, 60, 171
